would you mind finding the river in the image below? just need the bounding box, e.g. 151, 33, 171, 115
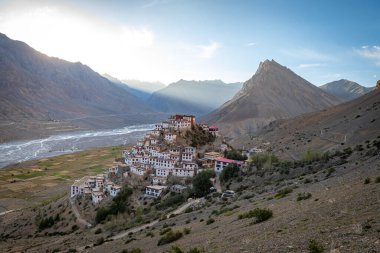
0, 124, 154, 168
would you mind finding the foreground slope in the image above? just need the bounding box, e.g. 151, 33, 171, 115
0, 33, 162, 142
320, 79, 373, 101
147, 80, 242, 116
204, 60, 341, 138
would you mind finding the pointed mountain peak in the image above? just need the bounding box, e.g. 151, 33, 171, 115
255, 59, 288, 75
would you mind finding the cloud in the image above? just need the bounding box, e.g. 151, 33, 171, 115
247, 42, 256, 47
297, 63, 323, 68
355, 45, 380, 66
281, 48, 332, 61
198, 41, 221, 59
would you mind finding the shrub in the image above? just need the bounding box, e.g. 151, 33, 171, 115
183, 227, 191, 234
274, 187, 293, 199
364, 177, 371, 184
250, 154, 279, 170
156, 194, 186, 210
122, 248, 142, 253
308, 239, 324, 253
94, 228, 102, 234
224, 149, 247, 161
165, 245, 209, 253
94, 237, 105, 246
160, 227, 172, 235
206, 218, 215, 225
325, 167, 335, 178
297, 192, 312, 201
157, 231, 183, 246
301, 150, 321, 163
38, 216, 55, 231
375, 176, 380, 183
238, 208, 273, 223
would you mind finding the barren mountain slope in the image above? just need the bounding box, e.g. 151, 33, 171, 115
204, 60, 341, 139
236, 87, 380, 159
320, 79, 373, 101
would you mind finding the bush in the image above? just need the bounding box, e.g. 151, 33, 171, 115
206, 218, 215, 225
274, 187, 293, 199
297, 192, 312, 201
224, 149, 247, 161
38, 216, 55, 231
308, 239, 324, 253
219, 164, 240, 182
301, 150, 321, 163
375, 176, 380, 183
94, 228, 102, 234
122, 248, 142, 253
157, 231, 183, 246
183, 227, 191, 234
238, 208, 273, 223
94, 237, 105, 246
364, 177, 371, 184
250, 154, 279, 170
160, 227, 172, 235
165, 245, 209, 253
156, 194, 186, 210
325, 167, 335, 178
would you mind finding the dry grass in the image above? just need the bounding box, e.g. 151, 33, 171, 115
0, 145, 125, 210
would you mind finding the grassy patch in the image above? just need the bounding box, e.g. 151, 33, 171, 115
274, 187, 293, 199
238, 208, 273, 223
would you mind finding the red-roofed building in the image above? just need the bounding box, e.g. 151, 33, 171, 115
209, 125, 219, 136
214, 157, 243, 173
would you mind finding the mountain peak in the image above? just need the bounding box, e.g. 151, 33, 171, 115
255, 59, 287, 75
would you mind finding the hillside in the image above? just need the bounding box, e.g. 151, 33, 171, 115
240, 86, 380, 160
147, 80, 243, 116
204, 60, 342, 139
320, 79, 373, 101
0, 33, 164, 142
1, 131, 379, 252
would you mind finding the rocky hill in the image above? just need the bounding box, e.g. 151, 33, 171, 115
0, 33, 164, 142
147, 80, 242, 116
242, 86, 380, 160
204, 59, 341, 139
320, 79, 373, 101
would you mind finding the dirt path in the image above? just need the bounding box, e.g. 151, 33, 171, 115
69, 197, 92, 228
76, 198, 203, 251
214, 176, 222, 193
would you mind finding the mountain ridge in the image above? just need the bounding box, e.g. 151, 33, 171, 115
204, 59, 342, 138
319, 79, 373, 101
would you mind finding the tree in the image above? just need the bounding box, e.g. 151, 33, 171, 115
192, 170, 214, 197
219, 163, 239, 182
224, 149, 247, 161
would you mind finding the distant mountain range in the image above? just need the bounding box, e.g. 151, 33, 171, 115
320, 79, 373, 101
204, 60, 342, 138
102, 74, 152, 101
147, 79, 243, 116
0, 33, 167, 141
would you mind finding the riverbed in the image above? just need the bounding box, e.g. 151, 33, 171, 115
0, 124, 154, 168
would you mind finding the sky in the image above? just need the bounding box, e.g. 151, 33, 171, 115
0, 0, 379, 87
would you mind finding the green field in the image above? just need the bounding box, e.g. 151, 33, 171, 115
0, 145, 127, 210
